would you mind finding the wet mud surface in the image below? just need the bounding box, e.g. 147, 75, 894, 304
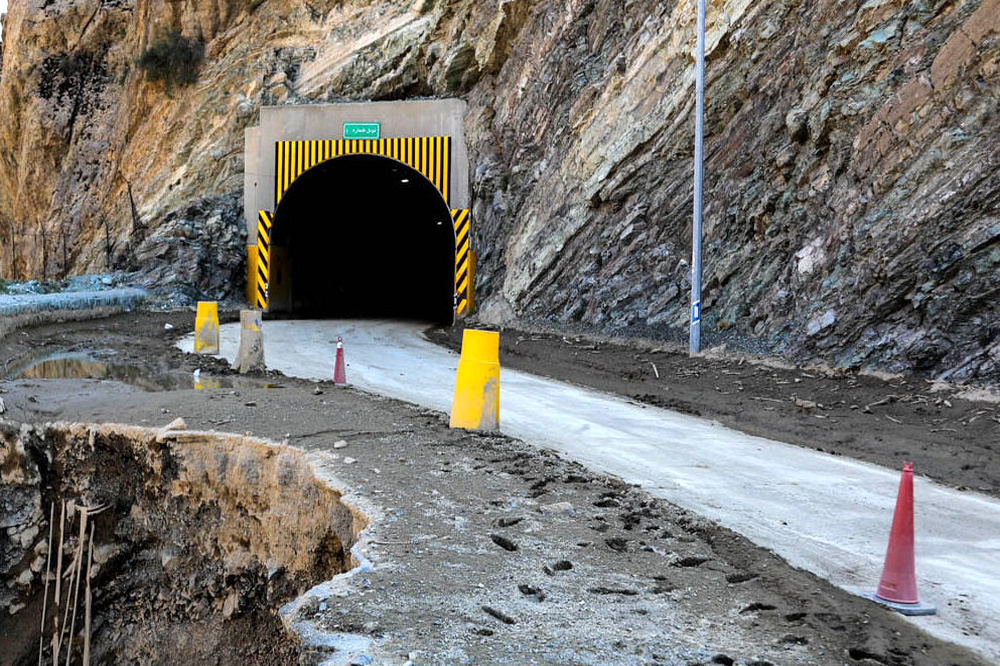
0, 311, 992, 664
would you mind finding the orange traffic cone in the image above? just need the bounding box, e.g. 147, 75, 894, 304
867, 462, 936, 615
334, 336, 347, 386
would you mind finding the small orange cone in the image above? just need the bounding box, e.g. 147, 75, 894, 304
867, 462, 936, 615
334, 336, 347, 386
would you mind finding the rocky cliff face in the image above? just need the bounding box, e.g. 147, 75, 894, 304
465, 0, 1000, 383
0, 0, 998, 381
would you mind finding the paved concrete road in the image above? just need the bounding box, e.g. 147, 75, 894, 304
182, 319, 1000, 660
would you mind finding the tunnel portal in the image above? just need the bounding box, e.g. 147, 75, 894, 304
269, 154, 456, 324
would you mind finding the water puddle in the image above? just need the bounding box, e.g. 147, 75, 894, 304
4, 350, 266, 392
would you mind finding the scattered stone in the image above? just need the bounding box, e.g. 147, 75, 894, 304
593, 497, 620, 508
163, 417, 187, 431
652, 578, 676, 594
495, 516, 523, 528
343, 457, 357, 465
589, 586, 638, 596
672, 556, 710, 568
313, 387, 324, 395
482, 605, 517, 625
29, 554, 45, 572
552, 560, 573, 571
490, 534, 518, 551
334, 440, 348, 449
780, 634, 809, 645
518, 584, 546, 601
605, 537, 629, 552
244, 401, 257, 407
726, 572, 759, 584
222, 591, 240, 618
539, 501, 574, 516
740, 602, 778, 614
793, 397, 817, 410
0, 397, 6, 414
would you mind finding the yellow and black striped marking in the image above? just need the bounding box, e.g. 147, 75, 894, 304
256, 210, 273, 310
275, 137, 453, 207
453, 208, 471, 315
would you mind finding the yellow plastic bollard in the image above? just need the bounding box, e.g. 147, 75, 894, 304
194, 301, 220, 354
449, 329, 500, 431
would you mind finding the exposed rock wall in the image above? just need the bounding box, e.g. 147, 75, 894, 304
0, 0, 253, 297
466, 0, 1000, 382
0, 0, 998, 379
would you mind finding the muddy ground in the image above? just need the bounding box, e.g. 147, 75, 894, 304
0, 310, 993, 665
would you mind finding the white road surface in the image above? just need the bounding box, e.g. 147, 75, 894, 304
181, 319, 1000, 660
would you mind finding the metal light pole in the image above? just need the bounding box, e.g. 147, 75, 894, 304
689, 0, 706, 354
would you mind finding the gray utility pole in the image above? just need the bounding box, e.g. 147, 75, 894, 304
689, 0, 706, 355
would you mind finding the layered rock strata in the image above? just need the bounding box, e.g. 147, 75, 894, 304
0, 0, 998, 379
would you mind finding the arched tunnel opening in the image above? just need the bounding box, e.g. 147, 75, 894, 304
270, 154, 456, 324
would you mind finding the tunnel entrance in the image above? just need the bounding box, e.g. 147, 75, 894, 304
269, 154, 456, 323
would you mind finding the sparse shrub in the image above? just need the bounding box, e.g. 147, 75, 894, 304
136, 30, 204, 91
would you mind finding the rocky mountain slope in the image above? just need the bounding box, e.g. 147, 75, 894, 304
0, 0, 998, 381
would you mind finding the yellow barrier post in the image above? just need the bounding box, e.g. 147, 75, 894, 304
449, 329, 500, 431
233, 309, 265, 373
194, 301, 220, 354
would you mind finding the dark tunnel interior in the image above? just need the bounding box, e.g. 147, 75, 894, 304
271, 154, 456, 323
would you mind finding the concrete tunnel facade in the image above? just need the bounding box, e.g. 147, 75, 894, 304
244, 100, 471, 323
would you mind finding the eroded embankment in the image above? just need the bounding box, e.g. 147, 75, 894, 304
0, 290, 147, 343
0, 421, 367, 665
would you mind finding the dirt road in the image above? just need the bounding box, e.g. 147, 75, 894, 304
188, 318, 1000, 661
0, 311, 992, 665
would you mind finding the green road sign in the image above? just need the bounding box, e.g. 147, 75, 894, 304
344, 122, 380, 140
